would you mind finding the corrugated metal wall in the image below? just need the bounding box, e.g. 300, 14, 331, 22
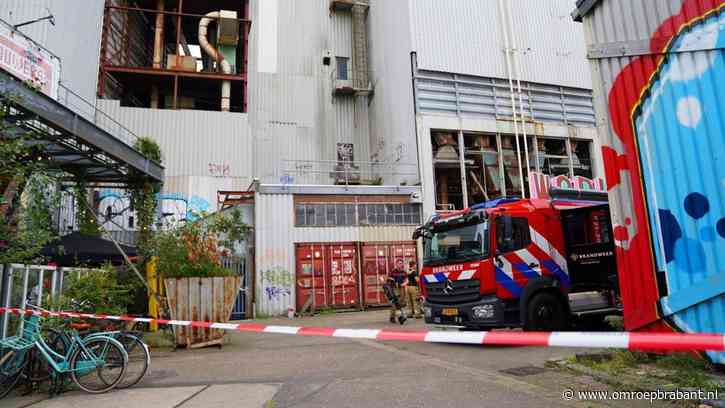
409, 0, 592, 89
95, 100, 253, 215
367, 0, 419, 186
580, 0, 725, 363
248, 0, 372, 186
414, 69, 596, 127
0, 0, 105, 102
254, 193, 416, 316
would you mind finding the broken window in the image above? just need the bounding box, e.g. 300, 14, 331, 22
570, 139, 593, 178
464, 134, 501, 205
501, 136, 524, 197
432, 131, 464, 211
538, 138, 570, 177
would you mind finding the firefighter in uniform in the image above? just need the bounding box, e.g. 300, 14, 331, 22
388, 260, 407, 323
405, 260, 423, 318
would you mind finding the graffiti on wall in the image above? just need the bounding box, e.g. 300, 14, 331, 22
603, 0, 724, 361
208, 163, 231, 178
262, 266, 293, 301
97, 189, 211, 229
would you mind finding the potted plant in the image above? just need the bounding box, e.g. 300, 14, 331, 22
151, 213, 247, 348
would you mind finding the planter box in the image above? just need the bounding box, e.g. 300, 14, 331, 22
164, 276, 241, 348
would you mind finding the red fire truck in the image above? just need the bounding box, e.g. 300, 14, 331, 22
414, 193, 621, 331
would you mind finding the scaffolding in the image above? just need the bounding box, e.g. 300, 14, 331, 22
98, 0, 251, 113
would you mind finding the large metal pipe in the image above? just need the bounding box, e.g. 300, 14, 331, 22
497, 0, 525, 197
506, 0, 531, 197
151, 0, 165, 109
199, 11, 231, 112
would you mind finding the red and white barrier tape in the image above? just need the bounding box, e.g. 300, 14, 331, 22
2, 308, 724, 351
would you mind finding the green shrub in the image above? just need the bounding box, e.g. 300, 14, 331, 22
151, 221, 233, 279
55, 264, 132, 316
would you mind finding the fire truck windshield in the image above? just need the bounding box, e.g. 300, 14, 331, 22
423, 221, 489, 266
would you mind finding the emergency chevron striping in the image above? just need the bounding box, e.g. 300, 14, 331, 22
1, 308, 723, 351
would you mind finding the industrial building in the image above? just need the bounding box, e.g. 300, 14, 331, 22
0, 0, 602, 316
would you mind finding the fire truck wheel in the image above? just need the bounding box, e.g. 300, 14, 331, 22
525, 291, 568, 331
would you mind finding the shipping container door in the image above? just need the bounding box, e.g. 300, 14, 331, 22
362, 242, 418, 307
327, 244, 360, 307
295, 245, 328, 311
362, 244, 389, 306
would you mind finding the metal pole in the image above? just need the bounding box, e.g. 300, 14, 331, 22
37, 268, 44, 307
458, 130, 469, 208
50, 268, 58, 303
1, 265, 11, 339
506, 0, 531, 198
19, 266, 29, 332
498, 0, 525, 197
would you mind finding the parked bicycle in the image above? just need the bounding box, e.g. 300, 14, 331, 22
0, 305, 128, 399
45, 318, 150, 389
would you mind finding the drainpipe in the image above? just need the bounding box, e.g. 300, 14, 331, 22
151, 0, 165, 109
506, 0, 531, 198
199, 12, 232, 112
497, 0, 525, 197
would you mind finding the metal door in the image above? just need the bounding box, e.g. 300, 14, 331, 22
361, 242, 417, 307
295, 244, 329, 311
327, 244, 359, 307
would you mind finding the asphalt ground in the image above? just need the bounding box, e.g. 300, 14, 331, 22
3, 310, 676, 408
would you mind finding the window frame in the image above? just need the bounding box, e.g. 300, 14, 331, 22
494, 216, 532, 254
293, 202, 422, 227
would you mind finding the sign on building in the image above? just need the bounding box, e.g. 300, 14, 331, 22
0, 19, 61, 99
529, 172, 606, 199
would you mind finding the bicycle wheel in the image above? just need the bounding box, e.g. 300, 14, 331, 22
116, 333, 150, 389
0, 350, 27, 399
69, 337, 127, 394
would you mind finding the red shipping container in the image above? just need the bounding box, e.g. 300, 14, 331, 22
361, 242, 417, 307
295, 243, 360, 311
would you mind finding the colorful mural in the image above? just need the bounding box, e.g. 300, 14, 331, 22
603, 1, 724, 362
97, 189, 212, 229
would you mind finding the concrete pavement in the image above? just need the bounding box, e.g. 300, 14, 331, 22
4, 310, 671, 407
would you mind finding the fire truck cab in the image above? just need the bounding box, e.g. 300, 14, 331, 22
414, 194, 621, 331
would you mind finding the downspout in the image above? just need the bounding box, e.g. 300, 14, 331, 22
199, 12, 232, 112
506, 0, 531, 199
497, 0, 525, 197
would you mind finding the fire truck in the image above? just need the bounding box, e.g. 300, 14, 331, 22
414, 193, 621, 331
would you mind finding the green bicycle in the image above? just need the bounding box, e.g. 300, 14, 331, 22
0, 307, 128, 398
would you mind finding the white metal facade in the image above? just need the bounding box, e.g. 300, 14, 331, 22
408, 0, 593, 89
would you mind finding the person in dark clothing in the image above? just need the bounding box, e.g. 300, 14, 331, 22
387, 259, 408, 323
405, 260, 422, 318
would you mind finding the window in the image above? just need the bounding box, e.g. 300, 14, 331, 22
294, 203, 422, 227
336, 57, 349, 80
495, 216, 531, 253
570, 139, 593, 178
423, 221, 489, 265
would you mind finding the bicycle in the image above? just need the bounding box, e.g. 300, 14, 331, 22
0, 306, 128, 398
46, 318, 150, 389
